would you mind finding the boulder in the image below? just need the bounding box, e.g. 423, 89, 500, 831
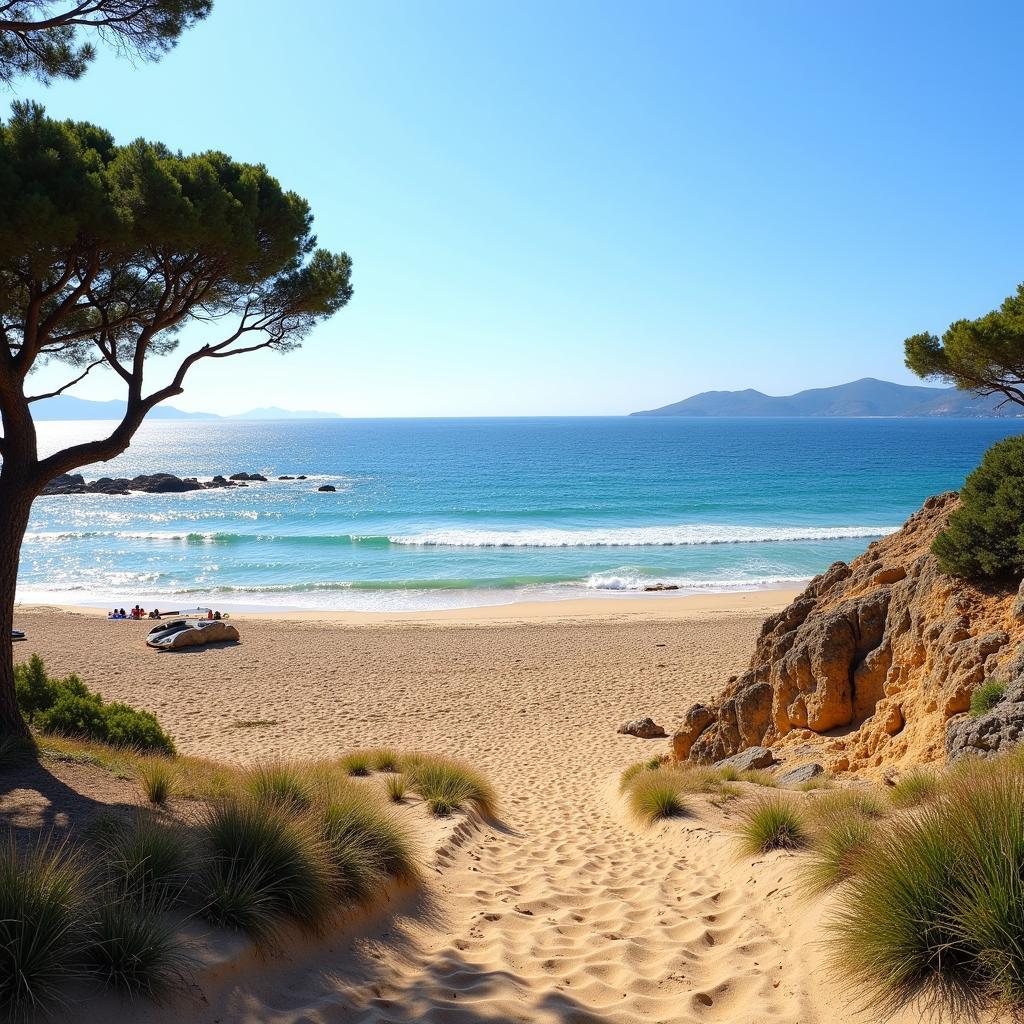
644, 583, 680, 592
716, 745, 776, 772
318, 484, 337, 492
230, 472, 268, 482
776, 762, 824, 785
1013, 578, 1024, 620
279, 475, 295, 480
617, 717, 667, 739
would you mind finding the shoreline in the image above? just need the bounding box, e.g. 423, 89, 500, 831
15, 587, 803, 625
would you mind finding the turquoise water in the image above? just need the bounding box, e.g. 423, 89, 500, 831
17, 417, 1024, 611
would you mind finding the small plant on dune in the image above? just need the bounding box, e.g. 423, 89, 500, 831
386, 774, 407, 803
101, 703, 176, 756
0, 835, 86, 1019
100, 815, 191, 908
736, 796, 808, 855
800, 804, 878, 895
138, 758, 175, 806
404, 756, 496, 818
808, 789, 888, 822
246, 761, 314, 811
339, 752, 372, 777
83, 895, 188, 997
200, 799, 333, 939
367, 748, 401, 772
738, 769, 778, 788
970, 680, 1006, 718
716, 765, 740, 782
889, 770, 940, 809
626, 768, 691, 823
321, 792, 418, 884
619, 760, 652, 792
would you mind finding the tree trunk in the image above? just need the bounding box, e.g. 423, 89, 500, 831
0, 476, 34, 740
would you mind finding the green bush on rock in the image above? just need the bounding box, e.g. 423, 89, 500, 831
933, 435, 1024, 581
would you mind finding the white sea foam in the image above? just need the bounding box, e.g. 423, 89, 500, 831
583, 571, 809, 591
388, 524, 898, 548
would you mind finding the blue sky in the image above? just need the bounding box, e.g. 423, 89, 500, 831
17, 1, 1024, 416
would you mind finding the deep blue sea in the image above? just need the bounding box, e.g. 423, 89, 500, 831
16, 417, 1024, 612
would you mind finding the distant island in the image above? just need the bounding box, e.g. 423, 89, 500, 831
630, 377, 1024, 418
31, 395, 341, 421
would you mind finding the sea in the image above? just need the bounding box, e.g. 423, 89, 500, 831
16, 417, 1024, 613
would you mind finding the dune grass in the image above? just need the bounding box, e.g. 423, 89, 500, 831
800, 802, 878, 895
889, 770, 940, 809
367, 748, 401, 772
626, 767, 692, 823
339, 751, 372, 777
386, 774, 407, 802
0, 836, 85, 1020
138, 757, 175, 806
200, 797, 334, 940
404, 755, 497, 817
736, 795, 808, 855
738, 769, 778, 787
84, 896, 187, 997
808, 788, 889, 822
321, 791, 419, 885
100, 814, 192, 907
246, 761, 315, 810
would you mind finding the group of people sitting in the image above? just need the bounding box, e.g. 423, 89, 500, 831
108, 605, 162, 620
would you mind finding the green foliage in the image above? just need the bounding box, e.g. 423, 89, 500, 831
404, 755, 497, 817
889, 770, 940, 809
14, 655, 175, 754
0, 835, 85, 1019
619, 760, 652, 792
0, 1, 212, 85
626, 768, 691, 823
931, 436, 1024, 580
367, 748, 401, 772
339, 752, 371, 777
200, 799, 333, 940
971, 680, 1007, 718
905, 283, 1024, 412
736, 796, 808, 855
386, 774, 407, 802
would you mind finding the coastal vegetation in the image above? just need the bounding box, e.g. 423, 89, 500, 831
0, 2, 353, 745
930, 436, 1024, 580
735, 796, 808, 855
970, 680, 1007, 717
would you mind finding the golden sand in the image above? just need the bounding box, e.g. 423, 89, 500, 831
13, 592, 918, 1023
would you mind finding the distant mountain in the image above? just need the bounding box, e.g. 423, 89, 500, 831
631, 378, 1024, 418
31, 396, 340, 421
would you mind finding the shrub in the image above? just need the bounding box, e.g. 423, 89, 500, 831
103, 703, 176, 756
626, 768, 691, 823
83, 897, 186, 997
889, 770, 940, 809
14, 654, 54, 723
736, 796, 808, 855
200, 799, 333, 939
970, 680, 1007, 718
246, 762, 313, 811
386, 774, 407, 802
321, 793, 418, 884
404, 756, 496, 817
0, 835, 85, 1019
15, 657, 174, 754
932, 435, 1024, 580
138, 759, 175, 805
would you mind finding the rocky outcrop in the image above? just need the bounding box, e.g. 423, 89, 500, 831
40, 471, 278, 495
946, 648, 1024, 761
674, 493, 1024, 775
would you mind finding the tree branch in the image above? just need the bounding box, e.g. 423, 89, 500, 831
25, 357, 104, 402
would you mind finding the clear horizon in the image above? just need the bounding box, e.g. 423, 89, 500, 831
16, 1, 1024, 417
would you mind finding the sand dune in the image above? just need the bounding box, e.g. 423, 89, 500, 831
13, 595, 917, 1023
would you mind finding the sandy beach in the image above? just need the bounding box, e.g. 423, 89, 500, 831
7, 588, 928, 1024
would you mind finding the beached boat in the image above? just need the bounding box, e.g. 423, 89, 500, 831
10, 629, 24, 641
147, 618, 240, 650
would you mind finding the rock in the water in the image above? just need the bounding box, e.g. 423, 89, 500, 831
617, 717, 667, 739
41, 471, 261, 495
318, 484, 337, 492
279, 475, 295, 480
230, 472, 268, 482
776, 762, 824, 785
716, 746, 776, 772
643, 583, 680, 592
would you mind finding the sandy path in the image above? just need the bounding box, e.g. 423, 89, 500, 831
15, 597, 883, 1024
